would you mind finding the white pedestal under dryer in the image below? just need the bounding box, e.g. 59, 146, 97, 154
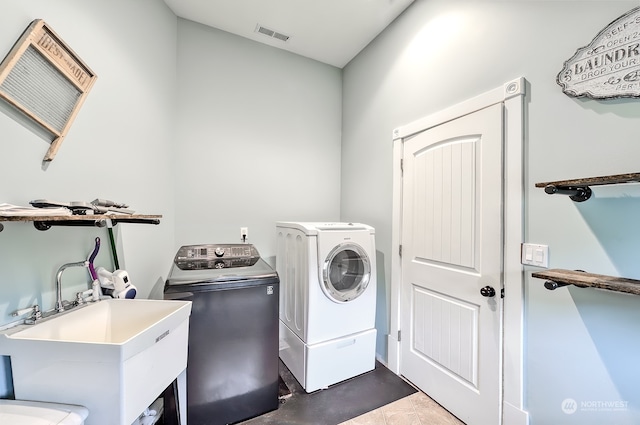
276, 222, 377, 392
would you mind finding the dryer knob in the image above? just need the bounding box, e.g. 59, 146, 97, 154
214, 247, 225, 257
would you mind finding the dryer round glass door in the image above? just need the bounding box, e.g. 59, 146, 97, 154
322, 243, 371, 302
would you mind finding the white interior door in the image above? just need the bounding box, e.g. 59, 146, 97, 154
400, 103, 504, 425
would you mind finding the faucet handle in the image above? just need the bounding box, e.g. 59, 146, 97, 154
75, 289, 95, 305
12, 304, 37, 316
12, 304, 42, 322
75, 292, 85, 305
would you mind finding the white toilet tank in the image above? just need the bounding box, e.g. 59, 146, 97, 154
0, 399, 88, 424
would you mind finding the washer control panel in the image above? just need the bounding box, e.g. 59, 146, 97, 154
174, 244, 260, 270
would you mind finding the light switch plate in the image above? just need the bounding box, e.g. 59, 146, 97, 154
521, 243, 549, 268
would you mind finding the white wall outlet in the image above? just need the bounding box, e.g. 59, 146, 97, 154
240, 227, 248, 242
521, 243, 549, 268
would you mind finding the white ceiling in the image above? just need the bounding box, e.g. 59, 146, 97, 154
162, 0, 415, 68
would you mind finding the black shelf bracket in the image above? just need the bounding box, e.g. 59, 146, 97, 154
543, 184, 592, 202
543, 280, 572, 290
110, 218, 160, 226
34, 219, 107, 231
534, 270, 597, 292
31, 218, 160, 231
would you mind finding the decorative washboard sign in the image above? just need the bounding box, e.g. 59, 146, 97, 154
557, 6, 640, 99
0, 19, 97, 162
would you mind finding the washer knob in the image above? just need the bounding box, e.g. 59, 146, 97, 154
214, 247, 225, 257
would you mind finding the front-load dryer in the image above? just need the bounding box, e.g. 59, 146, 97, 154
276, 222, 377, 392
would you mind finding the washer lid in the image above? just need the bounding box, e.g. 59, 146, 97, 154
167, 258, 277, 285
0, 400, 88, 425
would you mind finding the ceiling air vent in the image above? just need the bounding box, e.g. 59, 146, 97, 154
255, 24, 290, 42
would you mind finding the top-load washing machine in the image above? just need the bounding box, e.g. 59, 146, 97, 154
164, 243, 280, 425
276, 222, 377, 392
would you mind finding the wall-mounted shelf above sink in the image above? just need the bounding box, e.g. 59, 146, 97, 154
535, 172, 640, 202
0, 214, 161, 232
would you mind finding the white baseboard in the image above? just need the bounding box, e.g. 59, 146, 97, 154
503, 401, 529, 425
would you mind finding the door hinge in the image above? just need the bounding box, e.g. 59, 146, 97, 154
501, 288, 505, 298
400, 158, 404, 175
397, 330, 401, 342
399, 244, 402, 257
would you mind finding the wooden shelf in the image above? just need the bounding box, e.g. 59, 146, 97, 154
0, 214, 161, 231
535, 172, 640, 202
533, 173, 640, 294
535, 172, 640, 188
532, 269, 640, 296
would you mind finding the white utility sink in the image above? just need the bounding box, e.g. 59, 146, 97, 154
1, 299, 192, 425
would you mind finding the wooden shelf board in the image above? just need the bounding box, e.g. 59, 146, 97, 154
532, 269, 640, 296
0, 214, 161, 223
535, 172, 640, 188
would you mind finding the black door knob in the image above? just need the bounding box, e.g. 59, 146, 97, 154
480, 286, 496, 297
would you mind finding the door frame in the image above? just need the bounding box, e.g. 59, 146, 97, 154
389, 77, 529, 425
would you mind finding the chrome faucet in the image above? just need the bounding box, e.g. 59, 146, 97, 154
55, 261, 88, 312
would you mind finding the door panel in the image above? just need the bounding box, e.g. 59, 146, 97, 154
413, 136, 476, 270
412, 285, 478, 386
400, 103, 503, 425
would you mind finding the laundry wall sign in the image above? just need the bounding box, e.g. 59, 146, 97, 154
557, 6, 640, 99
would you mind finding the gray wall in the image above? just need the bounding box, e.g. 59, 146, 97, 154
173, 20, 342, 263
342, 0, 640, 424
0, 1, 341, 399
0, 0, 178, 397
2, 1, 639, 423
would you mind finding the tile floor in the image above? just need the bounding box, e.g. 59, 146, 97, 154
338, 391, 465, 425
